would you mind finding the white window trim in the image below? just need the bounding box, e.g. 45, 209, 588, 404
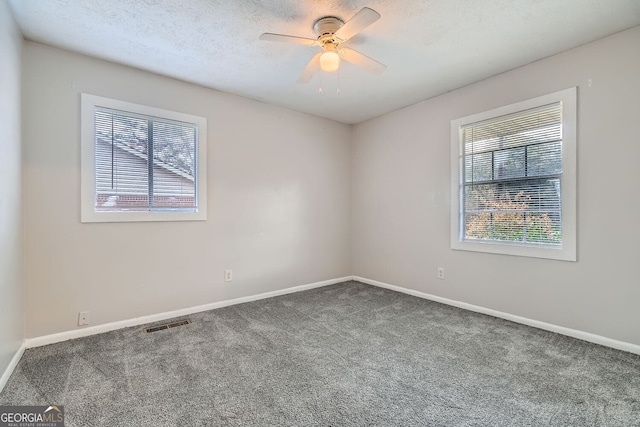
450, 87, 577, 261
81, 93, 207, 223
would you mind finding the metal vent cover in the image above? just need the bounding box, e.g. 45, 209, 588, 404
144, 318, 192, 333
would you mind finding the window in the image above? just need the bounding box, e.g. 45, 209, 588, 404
450, 88, 576, 261
81, 94, 207, 222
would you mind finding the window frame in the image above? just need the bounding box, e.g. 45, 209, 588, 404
81, 93, 207, 223
450, 87, 577, 261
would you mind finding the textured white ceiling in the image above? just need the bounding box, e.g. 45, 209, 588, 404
7, 0, 640, 124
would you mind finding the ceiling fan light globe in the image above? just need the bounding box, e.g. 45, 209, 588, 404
320, 51, 340, 72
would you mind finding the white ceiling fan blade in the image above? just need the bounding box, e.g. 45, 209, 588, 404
297, 53, 322, 84
334, 7, 380, 42
340, 47, 386, 74
259, 33, 317, 46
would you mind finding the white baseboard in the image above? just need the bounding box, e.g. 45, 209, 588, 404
25, 276, 353, 349
23, 274, 638, 356
354, 276, 640, 355
0, 342, 26, 393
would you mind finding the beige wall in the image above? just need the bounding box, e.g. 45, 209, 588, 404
22, 42, 352, 337
352, 26, 640, 346
0, 0, 24, 376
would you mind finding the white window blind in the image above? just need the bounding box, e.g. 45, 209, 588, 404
94, 107, 198, 212
461, 102, 563, 245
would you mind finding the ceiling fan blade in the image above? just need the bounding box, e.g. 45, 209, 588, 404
334, 7, 380, 42
340, 47, 386, 74
259, 33, 317, 46
297, 53, 322, 84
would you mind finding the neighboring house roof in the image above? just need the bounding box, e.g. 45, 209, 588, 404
95, 138, 194, 197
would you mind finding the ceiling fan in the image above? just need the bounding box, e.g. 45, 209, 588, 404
259, 7, 386, 83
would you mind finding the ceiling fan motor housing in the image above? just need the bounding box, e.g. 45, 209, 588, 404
313, 16, 344, 44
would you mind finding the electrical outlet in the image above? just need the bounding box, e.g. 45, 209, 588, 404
78, 311, 90, 326
437, 267, 445, 280
225, 270, 233, 282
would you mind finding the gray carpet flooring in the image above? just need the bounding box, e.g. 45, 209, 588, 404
1, 281, 639, 426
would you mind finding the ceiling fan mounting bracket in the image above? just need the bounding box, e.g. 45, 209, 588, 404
313, 16, 345, 44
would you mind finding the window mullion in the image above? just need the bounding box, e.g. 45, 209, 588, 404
147, 120, 154, 210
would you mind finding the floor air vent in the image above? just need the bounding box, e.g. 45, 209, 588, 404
144, 318, 192, 333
